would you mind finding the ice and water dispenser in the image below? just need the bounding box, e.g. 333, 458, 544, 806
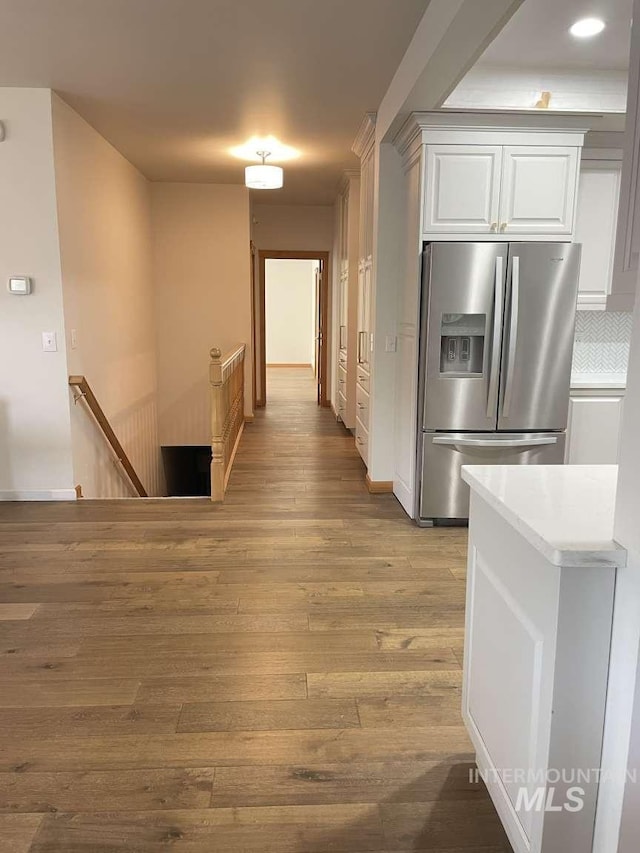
439, 313, 485, 375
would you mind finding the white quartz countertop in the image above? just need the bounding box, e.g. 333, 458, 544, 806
461, 465, 627, 569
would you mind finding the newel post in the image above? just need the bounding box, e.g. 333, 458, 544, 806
209, 347, 225, 502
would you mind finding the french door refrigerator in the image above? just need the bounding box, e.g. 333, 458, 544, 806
416, 241, 581, 524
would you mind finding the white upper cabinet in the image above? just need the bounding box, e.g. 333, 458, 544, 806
423, 144, 502, 234
499, 146, 579, 236
397, 113, 586, 243
575, 162, 621, 309
424, 144, 579, 237
423, 142, 580, 240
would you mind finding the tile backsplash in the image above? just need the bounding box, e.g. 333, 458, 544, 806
572, 311, 633, 380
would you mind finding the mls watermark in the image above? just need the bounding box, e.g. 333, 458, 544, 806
469, 768, 639, 814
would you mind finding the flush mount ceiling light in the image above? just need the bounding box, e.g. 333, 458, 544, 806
245, 151, 284, 190
569, 17, 606, 37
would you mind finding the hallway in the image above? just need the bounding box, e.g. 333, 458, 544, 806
0, 368, 509, 852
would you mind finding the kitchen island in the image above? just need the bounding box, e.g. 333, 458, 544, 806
460, 464, 626, 853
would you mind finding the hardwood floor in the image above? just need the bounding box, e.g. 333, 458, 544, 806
0, 368, 510, 852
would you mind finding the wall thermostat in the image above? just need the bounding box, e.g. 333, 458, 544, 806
8, 277, 32, 295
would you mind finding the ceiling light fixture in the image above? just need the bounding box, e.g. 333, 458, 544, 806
569, 17, 606, 38
245, 151, 284, 190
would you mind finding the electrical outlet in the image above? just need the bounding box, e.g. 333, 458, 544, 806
385, 335, 397, 353
42, 331, 57, 352
71, 329, 78, 349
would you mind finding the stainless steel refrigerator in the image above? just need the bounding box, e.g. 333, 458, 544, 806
416, 241, 581, 524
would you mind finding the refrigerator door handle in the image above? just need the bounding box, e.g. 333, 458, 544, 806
502, 255, 520, 418
486, 255, 504, 418
432, 435, 558, 449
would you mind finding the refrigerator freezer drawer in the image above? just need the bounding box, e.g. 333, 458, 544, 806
419, 432, 566, 522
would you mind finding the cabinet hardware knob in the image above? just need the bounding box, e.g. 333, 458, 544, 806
490, 222, 497, 232
499, 222, 507, 232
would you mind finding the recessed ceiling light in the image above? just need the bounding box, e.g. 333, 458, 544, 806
570, 17, 606, 38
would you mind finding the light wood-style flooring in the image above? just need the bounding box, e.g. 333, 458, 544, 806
0, 368, 510, 851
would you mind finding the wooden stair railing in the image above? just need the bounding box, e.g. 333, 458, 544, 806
68, 376, 148, 497
210, 344, 246, 502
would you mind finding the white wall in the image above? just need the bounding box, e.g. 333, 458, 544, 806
0, 89, 75, 500
52, 95, 163, 497
152, 183, 252, 446
265, 259, 316, 365
446, 65, 628, 112
252, 204, 334, 252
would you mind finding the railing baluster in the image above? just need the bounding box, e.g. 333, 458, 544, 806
210, 344, 246, 502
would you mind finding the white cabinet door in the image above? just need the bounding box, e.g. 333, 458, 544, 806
359, 146, 376, 261
339, 267, 349, 350
357, 260, 372, 371
566, 395, 625, 464
575, 166, 621, 309
365, 151, 375, 259
500, 146, 579, 236
423, 145, 502, 234
355, 417, 369, 464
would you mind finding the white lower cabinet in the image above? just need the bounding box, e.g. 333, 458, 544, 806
566, 391, 625, 464
355, 417, 368, 464
355, 365, 370, 465
355, 383, 370, 430
463, 493, 616, 853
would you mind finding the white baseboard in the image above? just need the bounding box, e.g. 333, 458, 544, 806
0, 489, 78, 502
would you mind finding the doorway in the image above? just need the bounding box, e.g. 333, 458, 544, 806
256, 250, 330, 407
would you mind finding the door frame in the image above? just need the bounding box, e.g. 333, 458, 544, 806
257, 250, 331, 408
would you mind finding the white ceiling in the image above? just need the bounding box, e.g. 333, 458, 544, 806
0, 0, 429, 205
479, 0, 633, 70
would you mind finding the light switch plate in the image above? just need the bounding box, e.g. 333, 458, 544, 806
42, 332, 57, 353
